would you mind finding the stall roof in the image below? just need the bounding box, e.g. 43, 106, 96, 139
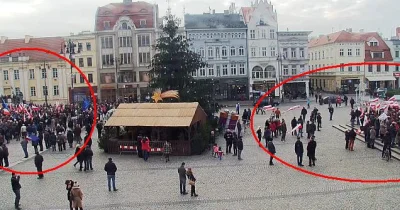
105, 102, 206, 127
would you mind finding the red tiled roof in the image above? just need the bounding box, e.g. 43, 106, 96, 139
95, 1, 155, 31
0, 37, 64, 62
308, 31, 393, 61
240, 7, 255, 24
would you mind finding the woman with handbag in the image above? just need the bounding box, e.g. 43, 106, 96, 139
186, 168, 198, 197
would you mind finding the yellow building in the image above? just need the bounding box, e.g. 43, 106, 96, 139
0, 36, 69, 104
63, 31, 98, 102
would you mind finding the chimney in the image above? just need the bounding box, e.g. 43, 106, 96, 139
396, 27, 400, 38
0, 36, 7, 44
24, 35, 33, 44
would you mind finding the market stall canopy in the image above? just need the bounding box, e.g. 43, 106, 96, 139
105, 102, 207, 127
366, 76, 396, 82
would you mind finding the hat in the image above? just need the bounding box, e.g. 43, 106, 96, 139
75, 144, 80, 148
297, 136, 300, 140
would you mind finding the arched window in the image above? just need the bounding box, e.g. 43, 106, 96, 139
122, 22, 128, 30
265, 66, 276, 78
252, 66, 263, 79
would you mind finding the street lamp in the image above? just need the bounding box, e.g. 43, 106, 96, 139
114, 56, 121, 102
60, 39, 81, 104
40, 61, 51, 106
277, 53, 284, 102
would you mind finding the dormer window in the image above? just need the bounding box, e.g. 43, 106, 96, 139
370, 41, 378, 46
122, 22, 128, 30
104, 21, 111, 29
371, 52, 384, 58
259, 16, 265, 25
140, 19, 147, 27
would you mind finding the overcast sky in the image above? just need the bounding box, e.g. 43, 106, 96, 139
0, 0, 399, 39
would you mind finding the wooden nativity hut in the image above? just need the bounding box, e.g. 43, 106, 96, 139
104, 102, 207, 156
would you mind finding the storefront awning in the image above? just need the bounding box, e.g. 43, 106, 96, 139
366, 76, 396, 82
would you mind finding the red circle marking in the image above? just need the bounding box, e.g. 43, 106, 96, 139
0, 47, 97, 175
251, 62, 400, 183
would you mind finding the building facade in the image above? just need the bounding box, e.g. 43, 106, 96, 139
278, 31, 311, 99
309, 30, 394, 93
240, 1, 279, 97
95, 0, 159, 102
385, 27, 400, 88
185, 11, 249, 100
63, 31, 98, 102
0, 36, 69, 104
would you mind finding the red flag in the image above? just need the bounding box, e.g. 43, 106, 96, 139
3, 109, 10, 115
32, 105, 40, 111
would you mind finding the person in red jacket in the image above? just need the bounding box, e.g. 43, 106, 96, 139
270, 122, 276, 138
141, 137, 151, 161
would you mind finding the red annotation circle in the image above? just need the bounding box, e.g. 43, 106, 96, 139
0, 48, 97, 175
251, 62, 400, 183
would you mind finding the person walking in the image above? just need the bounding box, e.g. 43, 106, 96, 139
141, 137, 151, 161
295, 136, 304, 166
65, 180, 74, 210
34, 152, 44, 179
307, 136, 317, 167
104, 158, 118, 192
369, 126, 376, 149
237, 137, 243, 160
267, 140, 276, 165
344, 130, 350, 150
186, 168, 198, 197
350, 97, 355, 109
256, 126, 262, 144
178, 162, 188, 195
1, 143, 9, 167
20, 138, 29, 158
281, 119, 287, 142
83, 146, 93, 171
163, 140, 172, 162
96, 121, 103, 139
70, 182, 84, 210
316, 113, 322, 131
301, 107, 307, 122
328, 105, 334, 121
11, 173, 22, 210
348, 128, 356, 151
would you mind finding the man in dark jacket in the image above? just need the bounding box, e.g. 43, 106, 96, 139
34, 152, 44, 179
237, 137, 244, 160
1, 144, 9, 167
224, 130, 234, 154
11, 173, 22, 210
295, 137, 304, 166
96, 121, 103, 139
83, 146, 93, 171
328, 105, 334, 121
345, 130, 350, 150
291, 117, 297, 136
178, 162, 187, 195
382, 131, 392, 159
104, 158, 118, 191
350, 97, 355, 109
301, 107, 307, 121
316, 113, 322, 131
267, 140, 276, 165
307, 136, 317, 167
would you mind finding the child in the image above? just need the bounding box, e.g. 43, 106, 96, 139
212, 143, 218, 158
217, 147, 224, 160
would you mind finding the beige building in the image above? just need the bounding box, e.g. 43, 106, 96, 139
0, 36, 69, 104
63, 31, 98, 102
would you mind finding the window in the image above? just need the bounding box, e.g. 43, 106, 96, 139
139, 52, 151, 65
356, 49, 360, 56
88, 74, 93, 83
230, 64, 237, 75
348, 49, 352, 56
340, 49, 344, 56
221, 47, 227, 57
377, 65, 381, 72
119, 37, 132, 47
100, 36, 113, 49
283, 48, 288, 59
43, 86, 48, 96
251, 47, 256, 57
3, 70, 8, 81
199, 67, 206, 76
265, 66, 275, 78
29, 69, 35, 79
15, 87, 21, 96
270, 47, 276, 57
269, 29, 275, 39
216, 66, 221, 77
215, 47, 220, 58
239, 46, 244, 56
385, 65, 389, 72
250, 30, 255, 39
396, 51, 399, 58
199, 48, 205, 57
140, 19, 147, 27
300, 48, 304, 58
14, 70, 19, 80
53, 85, 59, 96
348, 66, 352, 72
230, 47, 236, 56
30, 87, 36, 97
191, 70, 197, 77
41, 69, 47, 78
208, 65, 214, 76
252, 66, 263, 78
102, 54, 114, 66
396, 66, 399, 72
356, 66, 361, 71
261, 47, 267, 57
322, 51, 325, 59
370, 41, 378, 46
291, 65, 297, 75
52, 68, 58, 78
80, 75, 85, 83
368, 65, 373, 72
120, 53, 132, 64
79, 58, 84, 67
138, 34, 150, 47
103, 21, 110, 29
239, 64, 245, 75
372, 52, 383, 58
283, 65, 289, 75
86, 42, 91, 51
261, 30, 266, 38
340, 63, 344, 72
291, 48, 296, 58
87, 57, 92, 67
222, 65, 228, 76
208, 47, 214, 58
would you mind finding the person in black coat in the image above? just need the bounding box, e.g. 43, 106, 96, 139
328, 106, 334, 121
237, 137, 243, 160
11, 173, 22, 210
37, 122, 44, 151
307, 136, 317, 167
83, 146, 94, 171
350, 98, 355, 109
34, 152, 44, 179
50, 131, 57, 152
73, 145, 84, 171
316, 113, 322, 131
382, 131, 392, 159
84, 133, 92, 148
301, 107, 307, 122
104, 158, 118, 191
96, 121, 103, 139
65, 180, 74, 210
267, 140, 276, 165
295, 137, 304, 166
67, 129, 74, 148
291, 117, 297, 136
344, 130, 350, 150
1, 144, 9, 167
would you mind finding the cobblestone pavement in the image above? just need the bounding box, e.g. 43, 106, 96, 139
0, 100, 400, 210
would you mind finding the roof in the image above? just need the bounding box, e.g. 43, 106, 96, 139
95, 1, 155, 31
184, 13, 247, 29
308, 31, 364, 48
240, 7, 255, 23
0, 37, 64, 62
105, 102, 207, 127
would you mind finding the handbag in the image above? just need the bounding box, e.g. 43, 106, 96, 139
188, 180, 195, 186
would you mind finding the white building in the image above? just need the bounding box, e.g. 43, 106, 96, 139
385, 27, 400, 88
